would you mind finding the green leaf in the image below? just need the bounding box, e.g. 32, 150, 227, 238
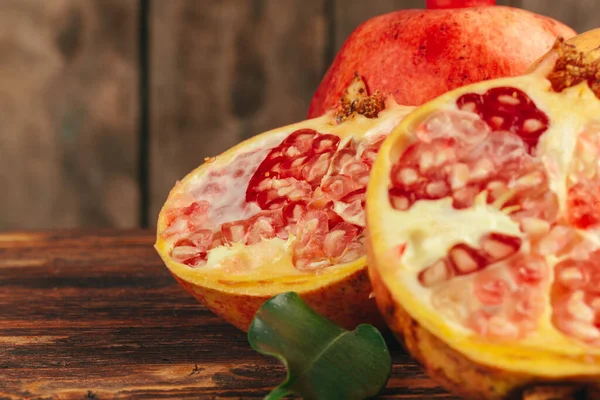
248, 292, 391, 400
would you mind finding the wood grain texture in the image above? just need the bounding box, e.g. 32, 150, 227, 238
519, 0, 599, 33
148, 0, 329, 226
0, 0, 139, 230
0, 230, 459, 399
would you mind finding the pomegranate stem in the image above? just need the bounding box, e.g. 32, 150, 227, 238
426, 0, 496, 9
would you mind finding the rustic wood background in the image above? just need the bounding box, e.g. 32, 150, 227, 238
1, 0, 597, 231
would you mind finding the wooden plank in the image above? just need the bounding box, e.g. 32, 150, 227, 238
332, 0, 515, 53
149, 0, 329, 225
0, 0, 139, 230
0, 230, 458, 399
519, 0, 599, 33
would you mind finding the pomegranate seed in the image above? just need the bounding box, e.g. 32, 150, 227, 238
558, 319, 600, 342
340, 188, 366, 205
355, 171, 370, 186
513, 257, 546, 284
522, 118, 545, 133
331, 148, 357, 173
419, 260, 452, 287
188, 229, 214, 250
519, 217, 550, 236
452, 186, 479, 209
449, 163, 470, 189
283, 201, 307, 223
209, 232, 223, 249
449, 245, 485, 274
511, 296, 540, 321
474, 278, 509, 305
470, 158, 494, 180
303, 152, 333, 184
246, 219, 276, 244
398, 167, 419, 185
565, 291, 596, 323
312, 134, 340, 154
221, 222, 247, 244
343, 161, 369, 176
172, 246, 206, 265
282, 129, 317, 153
456, 92, 483, 114
419, 151, 434, 172
512, 172, 544, 189
324, 223, 358, 259
389, 188, 411, 211
496, 94, 521, 106
432, 148, 455, 167
537, 225, 576, 255
322, 175, 359, 200
480, 233, 521, 261
557, 264, 588, 290
425, 181, 450, 198
340, 199, 364, 221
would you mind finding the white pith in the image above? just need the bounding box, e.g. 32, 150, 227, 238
158, 102, 414, 281
368, 75, 600, 376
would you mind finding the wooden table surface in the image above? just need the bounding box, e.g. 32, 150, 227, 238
0, 230, 458, 399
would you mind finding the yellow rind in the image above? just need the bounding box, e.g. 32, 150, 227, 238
366, 71, 600, 391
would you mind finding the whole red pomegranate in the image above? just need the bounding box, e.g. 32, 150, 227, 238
308, 0, 576, 118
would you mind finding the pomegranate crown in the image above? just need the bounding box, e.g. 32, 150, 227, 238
334, 73, 386, 123
546, 37, 600, 98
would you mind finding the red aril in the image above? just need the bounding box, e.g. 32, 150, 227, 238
366, 38, 600, 399
308, 1, 576, 118
155, 77, 414, 331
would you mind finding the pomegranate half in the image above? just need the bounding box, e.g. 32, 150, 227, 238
155, 80, 414, 331
366, 40, 600, 399
308, 1, 576, 118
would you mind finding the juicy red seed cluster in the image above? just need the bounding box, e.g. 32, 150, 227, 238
418, 233, 522, 287
388, 87, 554, 215
245, 129, 381, 230
567, 179, 600, 229
246, 129, 340, 207
168, 128, 385, 269
291, 209, 364, 270
552, 253, 600, 343
456, 87, 549, 150
429, 252, 547, 340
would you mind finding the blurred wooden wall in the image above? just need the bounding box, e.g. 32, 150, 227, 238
1, 0, 598, 230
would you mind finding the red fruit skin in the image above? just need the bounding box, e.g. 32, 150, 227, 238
307, 7, 576, 118
427, 0, 496, 8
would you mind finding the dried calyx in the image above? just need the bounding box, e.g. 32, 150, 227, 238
334, 74, 386, 123
547, 38, 600, 98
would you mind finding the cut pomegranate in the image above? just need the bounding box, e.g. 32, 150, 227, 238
162, 129, 377, 271
158, 85, 411, 276
384, 86, 595, 341
156, 84, 412, 334
366, 38, 600, 400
